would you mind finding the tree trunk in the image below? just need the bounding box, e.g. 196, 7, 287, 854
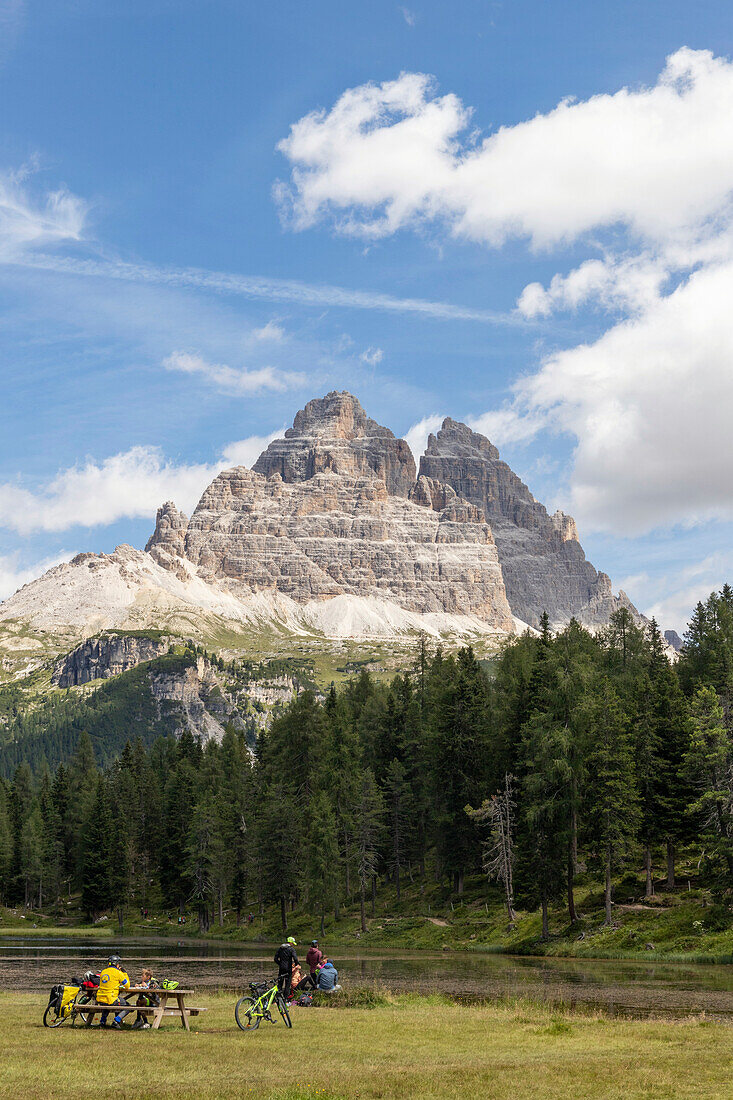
320, 911, 325, 937
280, 895, 288, 934
197, 904, 209, 934
360, 882, 366, 933
666, 839, 675, 889
371, 874, 376, 917
541, 893, 549, 941
644, 846, 655, 898
395, 859, 401, 901
218, 888, 224, 927
604, 845, 613, 925
567, 844, 577, 923
457, 870, 464, 896
117, 906, 124, 934
571, 802, 579, 874
334, 891, 340, 921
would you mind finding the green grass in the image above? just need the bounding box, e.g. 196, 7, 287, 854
3, 991, 733, 1099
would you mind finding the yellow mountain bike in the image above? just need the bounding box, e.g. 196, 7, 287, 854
235, 979, 292, 1031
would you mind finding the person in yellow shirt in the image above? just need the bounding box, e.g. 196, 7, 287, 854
97, 955, 131, 1028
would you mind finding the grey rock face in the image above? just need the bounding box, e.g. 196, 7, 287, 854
183, 466, 513, 627
52, 633, 171, 687
664, 629, 683, 652
419, 418, 636, 628
253, 390, 416, 497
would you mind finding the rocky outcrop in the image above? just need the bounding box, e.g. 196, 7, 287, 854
183, 466, 513, 627
149, 655, 228, 742
52, 632, 172, 687
253, 391, 416, 497
664, 629, 683, 652
419, 418, 636, 628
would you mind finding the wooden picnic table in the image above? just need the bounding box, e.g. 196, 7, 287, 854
126, 986, 199, 1031
73, 987, 204, 1031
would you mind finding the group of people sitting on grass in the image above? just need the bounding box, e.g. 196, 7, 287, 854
94, 955, 160, 1029
274, 938, 341, 1002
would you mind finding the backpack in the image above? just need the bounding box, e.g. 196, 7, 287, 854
296, 993, 313, 1007
47, 984, 79, 1018
160, 979, 179, 990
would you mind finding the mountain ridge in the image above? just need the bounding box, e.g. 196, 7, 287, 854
0, 390, 637, 674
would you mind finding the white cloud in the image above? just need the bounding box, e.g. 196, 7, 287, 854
507, 259, 733, 534
276, 49, 733, 249
400, 6, 416, 27
0, 167, 86, 259
404, 414, 444, 464
360, 345, 383, 365
275, 50, 733, 537
20, 252, 513, 325
253, 320, 285, 341
163, 351, 304, 394
0, 550, 71, 602
617, 552, 733, 634
220, 429, 284, 469
0, 432, 285, 535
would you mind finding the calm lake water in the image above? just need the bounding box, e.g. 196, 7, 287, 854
3, 937, 733, 1018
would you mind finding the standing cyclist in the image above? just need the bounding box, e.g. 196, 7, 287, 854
274, 937, 298, 1000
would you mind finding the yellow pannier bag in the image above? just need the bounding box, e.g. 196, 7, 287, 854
60, 985, 79, 1018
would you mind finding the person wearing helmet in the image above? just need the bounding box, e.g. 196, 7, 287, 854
274, 937, 298, 1000
303, 939, 324, 990
96, 954, 131, 1028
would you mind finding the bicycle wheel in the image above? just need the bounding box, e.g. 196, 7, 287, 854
73, 994, 94, 1027
276, 994, 292, 1029
43, 1004, 66, 1028
235, 996, 260, 1031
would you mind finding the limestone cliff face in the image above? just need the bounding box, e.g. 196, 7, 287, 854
182, 466, 513, 627
52, 633, 171, 687
419, 418, 635, 628
253, 391, 416, 497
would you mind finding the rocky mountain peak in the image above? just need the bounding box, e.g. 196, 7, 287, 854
419, 416, 634, 629
253, 390, 416, 497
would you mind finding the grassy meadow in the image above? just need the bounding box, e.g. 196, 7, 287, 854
2, 990, 733, 1100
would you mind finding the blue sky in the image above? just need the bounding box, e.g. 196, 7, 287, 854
2, 1, 733, 631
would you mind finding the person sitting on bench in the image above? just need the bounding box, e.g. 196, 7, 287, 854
97, 955, 132, 1028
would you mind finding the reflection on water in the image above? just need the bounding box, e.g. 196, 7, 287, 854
2, 937, 733, 1018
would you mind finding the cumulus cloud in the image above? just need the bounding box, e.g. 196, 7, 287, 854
0, 167, 86, 259
0, 432, 284, 535
277, 49, 733, 537
276, 49, 733, 248
404, 414, 444, 464
163, 351, 304, 394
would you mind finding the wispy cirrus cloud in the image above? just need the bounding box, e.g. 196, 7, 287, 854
15, 251, 515, 324
0, 166, 86, 259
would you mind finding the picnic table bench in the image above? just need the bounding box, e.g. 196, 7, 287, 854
72, 987, 205, 1031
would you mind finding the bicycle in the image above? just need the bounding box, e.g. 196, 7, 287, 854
42, 982, 96, 1028
235, 979, 292, 1031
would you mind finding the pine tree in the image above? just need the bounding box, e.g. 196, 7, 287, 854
81, 777, 114, 920
352, 769, 384, 933
684, 686, 733, 887
585, 680, 639, 924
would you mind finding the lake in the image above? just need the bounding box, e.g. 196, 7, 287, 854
3, 937, 733, 1018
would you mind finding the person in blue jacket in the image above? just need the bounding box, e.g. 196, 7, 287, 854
316, 958, 340, 992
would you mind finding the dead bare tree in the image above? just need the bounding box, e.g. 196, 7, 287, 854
466, 774, 517, 922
